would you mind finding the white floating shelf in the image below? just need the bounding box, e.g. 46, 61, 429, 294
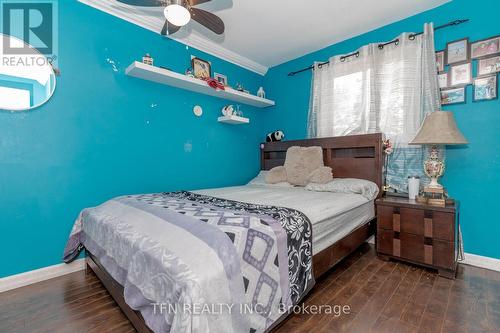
126, 61, 275, 108
218, 115, 250, 124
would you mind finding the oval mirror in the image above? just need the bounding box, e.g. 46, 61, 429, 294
0, 33, 56, 111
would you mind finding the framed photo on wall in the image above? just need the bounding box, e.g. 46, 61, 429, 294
471, 35, 500, 59
477, 55, 500, 76
436, 50, 445, 72
449, 62, 472, 86
438, 72, 448, 89
473, 75, 497, 101
441, 87, 466, 105
445, 38, 470, 65
191, 57, 211, 79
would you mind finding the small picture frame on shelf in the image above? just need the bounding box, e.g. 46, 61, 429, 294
473, 75, 497, 101
142, 53, 154, 66
191, 57, 211, 79
436, 50, 445, 72
449, 62, 472, 86
445, 38, 470, 65
471, 35, 500, 59
441, 87, 466, 105
477, 55, 500, 76
438, 72, 448, 89
214, 73, 228, 86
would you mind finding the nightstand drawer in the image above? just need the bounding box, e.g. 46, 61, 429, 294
378, 205, 394, 230
376, 197, 458, 278
400, 208, 425, 235
377, 229, 393, 255
378, 206, 455, 241
433, 212, 455, 241
400, 233, 425, 263
433, 240, 455, 269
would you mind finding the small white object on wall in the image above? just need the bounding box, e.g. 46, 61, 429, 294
193, 105, 203, 117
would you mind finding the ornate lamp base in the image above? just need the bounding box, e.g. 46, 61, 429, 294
424, 145, 445, 190
427, 176, 443, 189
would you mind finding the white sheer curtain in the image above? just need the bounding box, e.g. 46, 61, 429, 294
307, 23, 440, 191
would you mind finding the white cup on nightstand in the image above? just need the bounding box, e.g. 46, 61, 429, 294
408, 176, 420, 200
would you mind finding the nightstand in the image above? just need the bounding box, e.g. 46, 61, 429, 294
376, 197, 459, 278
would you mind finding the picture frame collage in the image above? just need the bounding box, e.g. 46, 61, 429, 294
437, 35, 499, 105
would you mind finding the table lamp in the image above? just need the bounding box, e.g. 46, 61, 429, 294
409, 111, 468, 203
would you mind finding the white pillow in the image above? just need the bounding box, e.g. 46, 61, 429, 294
305, 178, 379, 200
248, 171, 294, 188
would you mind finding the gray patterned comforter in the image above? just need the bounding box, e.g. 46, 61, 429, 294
63, 191, 314, 333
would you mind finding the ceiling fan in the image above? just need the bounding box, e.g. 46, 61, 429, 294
116, 0, 225, 36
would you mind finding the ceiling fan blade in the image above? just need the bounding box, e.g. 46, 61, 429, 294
116, 0, 166, 6
161, 20, 181, 35
189, 7, 224, 35
189, 0, 211, 5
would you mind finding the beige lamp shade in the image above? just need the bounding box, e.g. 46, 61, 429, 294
409, 111, 468, 145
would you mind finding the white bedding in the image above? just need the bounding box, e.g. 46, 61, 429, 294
194, 185, 375, 254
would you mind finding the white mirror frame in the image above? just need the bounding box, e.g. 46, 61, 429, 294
0, 33, 57, 112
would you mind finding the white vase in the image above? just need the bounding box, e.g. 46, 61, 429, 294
257, 87, 265, 98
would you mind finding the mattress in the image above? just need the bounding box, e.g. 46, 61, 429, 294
64, 190, 316, 333
194, 185, 375, 255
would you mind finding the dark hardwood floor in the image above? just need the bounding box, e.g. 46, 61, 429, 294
1, 244, 499, 333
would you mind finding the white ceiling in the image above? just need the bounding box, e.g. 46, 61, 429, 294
80, 0, 450, 74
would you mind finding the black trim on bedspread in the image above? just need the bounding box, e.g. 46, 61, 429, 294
164, 191, 315, 305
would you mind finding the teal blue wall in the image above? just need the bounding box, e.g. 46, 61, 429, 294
263, 0, 500, 259
0, 1, 267, 277
3, 0, 499, 279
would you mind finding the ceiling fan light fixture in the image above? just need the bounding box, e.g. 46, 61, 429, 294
164, 4, 191, 26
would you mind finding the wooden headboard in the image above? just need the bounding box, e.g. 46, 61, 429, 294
260, 133, 384, 193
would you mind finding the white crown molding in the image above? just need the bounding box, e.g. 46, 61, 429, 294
78, 0, 268, 75
0, 259, 86, 293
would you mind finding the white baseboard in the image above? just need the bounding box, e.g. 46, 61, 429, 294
0, 259, 86, 293
366, 238, 500, 272
1, 248, 499, 294
461, 253, 500, 272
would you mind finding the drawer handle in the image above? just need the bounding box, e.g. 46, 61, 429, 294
393, 213, 400, 232
424, 217, 433, 237
393, 239, 401, 257
424, 244, 433, 265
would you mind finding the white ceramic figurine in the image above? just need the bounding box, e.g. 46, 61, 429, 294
257, 87, 266, 98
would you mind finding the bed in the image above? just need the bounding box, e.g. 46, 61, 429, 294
64, 133, 383, 333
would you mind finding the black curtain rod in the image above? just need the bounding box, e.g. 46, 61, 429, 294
287, 19, 470, 77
